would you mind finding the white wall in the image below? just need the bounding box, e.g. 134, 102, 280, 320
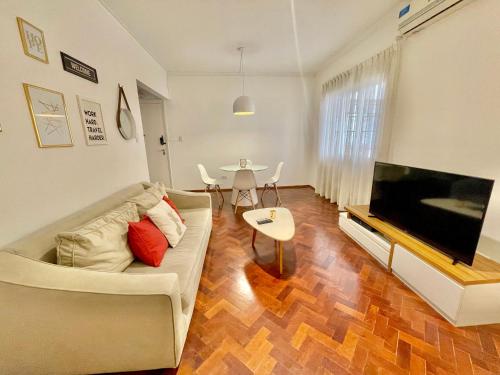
315, 8, 400, 89
0, 0, 168, 246
390, 0, 500, 241
166, 75, 314, 190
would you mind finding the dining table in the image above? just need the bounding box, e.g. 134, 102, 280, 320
219, 164, 269, 207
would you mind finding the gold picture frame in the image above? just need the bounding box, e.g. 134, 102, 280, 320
17, 17, 49, 63
23, 83, 73, 148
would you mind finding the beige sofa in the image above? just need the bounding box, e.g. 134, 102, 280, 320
0, 182, 212, 374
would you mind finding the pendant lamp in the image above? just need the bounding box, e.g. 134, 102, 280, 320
233, 47, 255, 116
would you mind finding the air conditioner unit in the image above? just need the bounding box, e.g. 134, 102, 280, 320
398, 0, 467, 35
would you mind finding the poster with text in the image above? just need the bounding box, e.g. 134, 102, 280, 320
77, 96, 107, 146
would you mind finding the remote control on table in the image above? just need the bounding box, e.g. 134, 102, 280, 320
256, 218, 273, 225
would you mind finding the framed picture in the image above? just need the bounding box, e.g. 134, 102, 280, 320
17, 17, 48, 63
23, 83, 73, 148
77, 96, 107, 146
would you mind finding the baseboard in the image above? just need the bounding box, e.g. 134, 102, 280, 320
189, 185, 314, 193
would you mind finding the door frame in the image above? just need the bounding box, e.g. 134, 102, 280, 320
137, 81, 174, 188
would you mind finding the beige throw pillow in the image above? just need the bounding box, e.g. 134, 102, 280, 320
152, 181, 168, 196
56, 202, 139, 271
147, 200, 187, 247
127, 186, 164, 217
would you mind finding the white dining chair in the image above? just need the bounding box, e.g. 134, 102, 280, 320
233, 169, 257, 214
197, 164, 224, 207
261, 161, 284, 206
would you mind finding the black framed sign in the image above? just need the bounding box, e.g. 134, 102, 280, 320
60, 52, 98, 83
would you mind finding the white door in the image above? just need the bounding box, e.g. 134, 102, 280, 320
139, 99, 172, 186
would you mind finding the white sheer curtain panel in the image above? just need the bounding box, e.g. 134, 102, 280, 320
316, 45, 399, 210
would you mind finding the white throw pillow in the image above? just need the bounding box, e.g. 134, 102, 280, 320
147, 200, 186, 247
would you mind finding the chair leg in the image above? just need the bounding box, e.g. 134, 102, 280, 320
274, 183, 282, 206
260, 184, 268, 206
216, 185, 225, 206
213, 184, 222, 208
234, 191, 240, 214
205, 184, 222, 208
278, 241, 283, 274
250, 190, 256, 210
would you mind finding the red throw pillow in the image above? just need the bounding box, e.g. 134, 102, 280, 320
163, 196, 185, 223
128, 216, 168, 267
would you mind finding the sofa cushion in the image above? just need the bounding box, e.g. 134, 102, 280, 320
152, 181, 168, 195
124, 207, 211, 308
178, 208, 212, 228
3, 183, 146, 263
56, 202, 139, 272
127, 186, 164, 217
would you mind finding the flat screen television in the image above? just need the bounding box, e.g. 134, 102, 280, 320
369, 162, 494, 266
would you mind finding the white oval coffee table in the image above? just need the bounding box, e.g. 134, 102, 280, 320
242, 207, 295, 275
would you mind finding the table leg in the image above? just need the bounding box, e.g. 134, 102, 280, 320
278, 241, 283, 274
252, 229, 257, 249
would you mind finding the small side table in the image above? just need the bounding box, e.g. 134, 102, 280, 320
242, 207, 295, 274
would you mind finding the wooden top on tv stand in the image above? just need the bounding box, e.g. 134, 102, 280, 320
345, 205, 500, 286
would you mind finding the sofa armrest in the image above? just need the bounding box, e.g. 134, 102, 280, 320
0, 252, 186, 373
166, 188, 212, 210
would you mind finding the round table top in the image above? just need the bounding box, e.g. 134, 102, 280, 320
219, 164, 269, 172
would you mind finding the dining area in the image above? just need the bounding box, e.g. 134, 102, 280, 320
196, 160, 284, 213
197, 159, 294, 276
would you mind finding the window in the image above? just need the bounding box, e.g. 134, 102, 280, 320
316, 47, 397, 209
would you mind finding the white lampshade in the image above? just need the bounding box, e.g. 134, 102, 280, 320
233, 95, 255, 116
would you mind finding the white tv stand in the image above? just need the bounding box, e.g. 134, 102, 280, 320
340, 206, 500, 326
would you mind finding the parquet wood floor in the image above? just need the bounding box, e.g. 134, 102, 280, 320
124, 188, 500, 375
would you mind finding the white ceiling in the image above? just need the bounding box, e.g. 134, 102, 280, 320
101, 0, 400, 75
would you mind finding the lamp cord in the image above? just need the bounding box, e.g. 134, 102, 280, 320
239, 47, 245, 95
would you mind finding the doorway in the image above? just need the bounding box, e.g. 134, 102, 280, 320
137, 81, 172, 187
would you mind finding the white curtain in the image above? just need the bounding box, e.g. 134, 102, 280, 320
316, 45, 399, 210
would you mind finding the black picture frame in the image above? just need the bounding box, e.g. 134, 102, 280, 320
60, 52, 98, 83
